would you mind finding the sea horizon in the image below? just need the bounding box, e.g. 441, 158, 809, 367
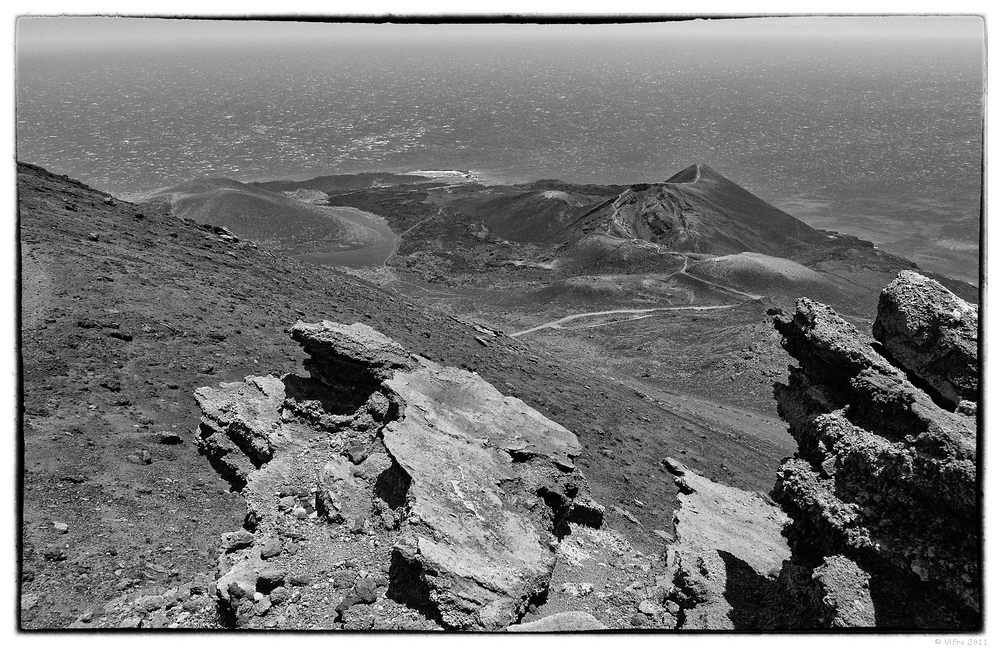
15, 18, 984, 283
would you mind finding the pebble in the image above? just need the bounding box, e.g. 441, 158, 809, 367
260, 537, 281, 560
289, 573, 311, 586
127, 449, 152, 465
560, 582, 594, 597
353, 576, 379, 604
222, 529, 254, 552
135, 595, 166, 613
53, 521, 70, 534
269, 586, 290, 605
331, 570, 355, 589
638, 600, 662, 616
43, 548, 67, 562
257, 566, 287, 591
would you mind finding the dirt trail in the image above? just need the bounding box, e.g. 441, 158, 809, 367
680, 268, 763, 300
508, 251, 764, 338
510, 304, 739, 337
378, 208, 444, 270
663, 254, 763, 301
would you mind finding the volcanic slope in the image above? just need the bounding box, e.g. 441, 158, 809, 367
314, 164, 976, 423
18, 162, 798, 629
138, 178, 391, 259
557, 163, 828, 257
321, 163, 975, 309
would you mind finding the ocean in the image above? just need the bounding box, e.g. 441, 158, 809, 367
15, 21, 984, 283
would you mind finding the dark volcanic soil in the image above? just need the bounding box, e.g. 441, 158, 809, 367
18, 163, 800, 628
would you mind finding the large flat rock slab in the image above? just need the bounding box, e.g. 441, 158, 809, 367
663, 458, 790, 630
383, 357, 589, 629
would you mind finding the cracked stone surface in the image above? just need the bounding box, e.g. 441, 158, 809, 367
194, 320, 603, 630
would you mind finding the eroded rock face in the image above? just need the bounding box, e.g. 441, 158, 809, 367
194, 320, 601, 630
771, 282, 979, 628
872, 270, 979, 410
662, 458, 795, 630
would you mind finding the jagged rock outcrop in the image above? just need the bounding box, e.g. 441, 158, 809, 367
194, 320, 603, 630
771, 273, 979, 628
872, 270, 979, 410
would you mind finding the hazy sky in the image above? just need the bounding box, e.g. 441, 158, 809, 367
15, 15, 985, 54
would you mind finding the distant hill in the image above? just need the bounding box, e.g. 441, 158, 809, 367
687, 252, 849, 306
467, 189, 613, 243
138, 178, 390, 258
560, 164, 829, 258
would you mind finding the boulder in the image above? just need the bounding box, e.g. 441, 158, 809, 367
290, 320, 415, 386
873, 270, 978, 409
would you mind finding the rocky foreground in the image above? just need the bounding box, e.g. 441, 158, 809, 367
88, 270, 979, 631
197, 321, 606, 629
771, 270, 979, 628
84, 317, 806, 630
